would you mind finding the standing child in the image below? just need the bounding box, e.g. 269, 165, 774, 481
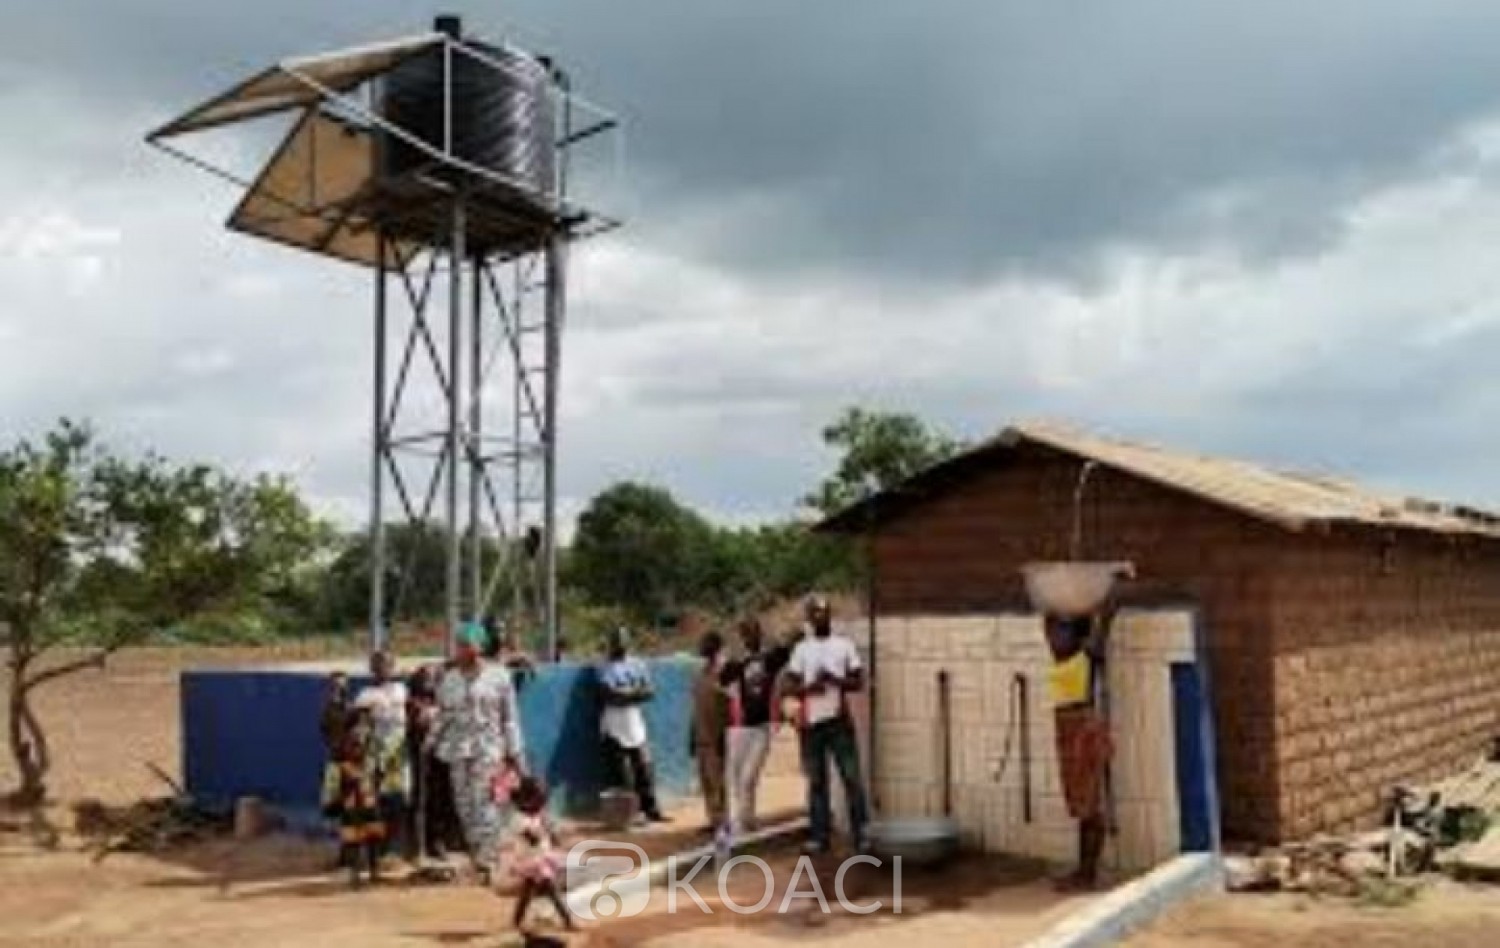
353, 651, 410, 863
508, 773, 573, 935
320, 672, 351, 756
322, 710, 387, 888
319, 672, 352, 870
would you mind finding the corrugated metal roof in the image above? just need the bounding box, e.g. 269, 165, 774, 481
820, 419, 1500, 539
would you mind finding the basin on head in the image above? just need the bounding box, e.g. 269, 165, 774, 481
1021, 561, 1134, 617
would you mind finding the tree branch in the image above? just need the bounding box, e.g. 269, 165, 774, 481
6, 640, 32, 677
21, 647, 117, 693
18, 696, 48, 775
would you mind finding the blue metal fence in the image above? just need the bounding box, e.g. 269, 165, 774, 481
181, 657, 699, 827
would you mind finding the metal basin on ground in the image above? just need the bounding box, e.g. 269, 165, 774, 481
1021, 561, 1134, 617
870, 817, 960, 867
598, 788, 637, 831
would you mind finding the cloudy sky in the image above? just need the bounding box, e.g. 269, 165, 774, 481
6, 1, 1500, 527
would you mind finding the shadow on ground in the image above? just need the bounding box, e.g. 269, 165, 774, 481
593, 840, 1059, 946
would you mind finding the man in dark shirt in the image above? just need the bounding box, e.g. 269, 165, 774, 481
719, 618, 790, 834
405, 663, 462, 860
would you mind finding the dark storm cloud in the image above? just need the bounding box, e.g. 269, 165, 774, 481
10, 1, 1500, 524
11, 2, 1500, 285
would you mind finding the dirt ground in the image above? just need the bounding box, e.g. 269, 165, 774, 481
598, 848, 1091, 948
1125, 881, 1500, 947
0, 648, 1085, 947
3, 647, 1498, 947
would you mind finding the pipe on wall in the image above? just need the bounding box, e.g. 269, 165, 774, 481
938, 668, 952, 818
1016, 672, 1032, 824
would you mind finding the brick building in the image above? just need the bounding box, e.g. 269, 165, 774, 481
820, 421, 1500, 843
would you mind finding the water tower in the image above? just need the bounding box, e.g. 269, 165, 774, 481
148, 17, 621, 657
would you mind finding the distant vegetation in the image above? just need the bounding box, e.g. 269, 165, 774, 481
0, 407, 962, 804
0, 421, 331, 804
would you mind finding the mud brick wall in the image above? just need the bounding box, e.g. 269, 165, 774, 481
867, 442, 1500, 841
1267, 532, 1500, 838
870, 442, 1286, 840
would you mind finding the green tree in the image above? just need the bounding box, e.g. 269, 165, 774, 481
318, 520, 516, 633
708, 522, 858, 610
0, 421, 331, 804
567, 482, 722, 625
803, 406, 966, 515
741, 521, 859, 598
320, 520, 447, 629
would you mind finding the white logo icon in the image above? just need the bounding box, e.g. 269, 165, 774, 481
565, 840, 650, 920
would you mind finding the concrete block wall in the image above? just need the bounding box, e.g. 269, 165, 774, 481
871, 608, 1198, 872
1109, 610, 1198, 867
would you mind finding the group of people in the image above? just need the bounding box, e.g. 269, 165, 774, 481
318, 623, 571, 931
585, 594, 872, 858
318, 594, 873, 853
689, 596, 870, 855
683, 595, 1113, 891
316, 590, 1113, 924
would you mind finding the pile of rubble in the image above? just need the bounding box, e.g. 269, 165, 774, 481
1225, 757, 1500, 897
74, 795, 230, 860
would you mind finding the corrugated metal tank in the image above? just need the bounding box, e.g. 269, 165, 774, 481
378, 20, 556, 207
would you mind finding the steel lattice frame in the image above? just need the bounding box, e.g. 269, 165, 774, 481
147, 27, 621, 660
369, 224, 565, 655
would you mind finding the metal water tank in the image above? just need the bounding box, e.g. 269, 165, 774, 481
379, 20, 557, 209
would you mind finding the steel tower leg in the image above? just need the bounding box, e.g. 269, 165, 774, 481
468, 246, 484, 626
542, 235, 566, 660
445, 199, 466, 652
368, 233, 388, 654
511, 271, 525, 628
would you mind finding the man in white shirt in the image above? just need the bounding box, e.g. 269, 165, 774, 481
597, 628, 667, 823
785, 597, 869, 853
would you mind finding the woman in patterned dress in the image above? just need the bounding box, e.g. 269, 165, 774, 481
433, 623, 525, 878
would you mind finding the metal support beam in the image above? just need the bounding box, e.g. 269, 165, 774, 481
368, 233, 388, 654
511, 268, 526, 627
445, 199, 466, 651
363, 218, 567, 661
468, 243, 484, 625
542, 235, 566, 660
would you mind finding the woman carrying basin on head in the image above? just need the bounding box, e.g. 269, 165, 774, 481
1044, 605, 1116, 891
